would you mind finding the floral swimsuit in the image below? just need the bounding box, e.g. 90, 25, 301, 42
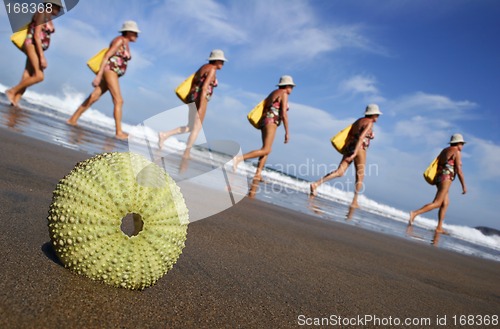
259, 100, 288, 128
24, 15, 55, 51
188, 73, 218, 103
342, 119, 374, 160
105, 39, 131, 77
435, 157, 455, 184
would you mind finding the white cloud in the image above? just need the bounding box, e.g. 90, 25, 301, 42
148, 0, 247, 45
391, 92, 478, 114
393, 116, 452, 147
136, 0, 386, 65
238, 3, 386, 64
288, 103, 353, 132
329, 24, 389, 56
469, 136, 500, 180
338, 75, 386, 104
340, 75, 379, 95
51, 18, 106, 58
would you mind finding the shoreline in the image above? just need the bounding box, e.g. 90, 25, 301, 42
1, 127, 499, 328
1, 97, 498, 262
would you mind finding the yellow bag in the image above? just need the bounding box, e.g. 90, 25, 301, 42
86, 48, 109, 74
11, 25, 29, 51
330, 124, 352, 153
423, 157, 438, 185
247, 100, 265, 129
175, 73, 195, 103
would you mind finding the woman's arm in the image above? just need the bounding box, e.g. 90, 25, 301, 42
280, 91, 289, 144
32, 13, 48, 68
197, 66, 215, 121
455, 150, 467, 194
346, 121, 373, 161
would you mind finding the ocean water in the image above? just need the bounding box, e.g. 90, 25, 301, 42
1, 85, 499, 263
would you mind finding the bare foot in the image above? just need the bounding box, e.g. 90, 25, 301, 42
346, 206, 356, 220
309, 183, 317, 197
350, 202, 359, 209
435, 228, 449, 235
5, 89, 17, 106
158, 132, 166, 150
408, 211, 416, 226
253, 174, 263, 182
115, 132, 129, 140
66, 118, 78, 126
179, 155, 191, 174
232, 156, 242, 172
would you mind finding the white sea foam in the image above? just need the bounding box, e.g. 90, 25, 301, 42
2, 83, 499, 255
0, 82, 140, 139
238, 161, 500, 253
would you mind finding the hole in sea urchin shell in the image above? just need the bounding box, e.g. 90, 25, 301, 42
120, 213, 144, 237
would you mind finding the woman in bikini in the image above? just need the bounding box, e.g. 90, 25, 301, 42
158, 49, 227, 154
309, 104, 382, 209
67, 21, 140, 140
409, 134, 467, 233
233, 75, 295, 180
6, 0, 63, 107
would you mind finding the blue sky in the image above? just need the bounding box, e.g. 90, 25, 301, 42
1, 0, 499, 229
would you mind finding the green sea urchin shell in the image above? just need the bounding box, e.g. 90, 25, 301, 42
47, 152, 189, 290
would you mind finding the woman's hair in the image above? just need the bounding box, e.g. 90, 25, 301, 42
209, 60, 224, 65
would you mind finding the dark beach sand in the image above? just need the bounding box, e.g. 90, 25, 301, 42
0, 127, 499, 328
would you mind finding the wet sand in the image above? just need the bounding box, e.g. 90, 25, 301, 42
0, 127, 499, 328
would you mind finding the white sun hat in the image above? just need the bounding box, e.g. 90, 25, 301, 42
119, 21, 141, 33
364, 104, 382, 116
207, 49, 228, 62
277, 75, 296, 87
449, 133, 466, 144
44, 0, 64, 7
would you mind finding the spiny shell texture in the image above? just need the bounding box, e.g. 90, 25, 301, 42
48, 152, 189, 290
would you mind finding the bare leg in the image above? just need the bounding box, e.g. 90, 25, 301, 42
183, 116, 203, 159
158, 104, 198, 149
254, 155, 268, 181
310, 157, 351, 197
248, 174, 261, 199
67, 80, 107, 126
102, 70, 127, 139
12, 68, 30, 105
158, 126, 190, 149
233, 124, 277, 173
350, 149, 366, 208
409, 180, 452, 227
436, 193, 450, 233
7, 45, 44, 106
